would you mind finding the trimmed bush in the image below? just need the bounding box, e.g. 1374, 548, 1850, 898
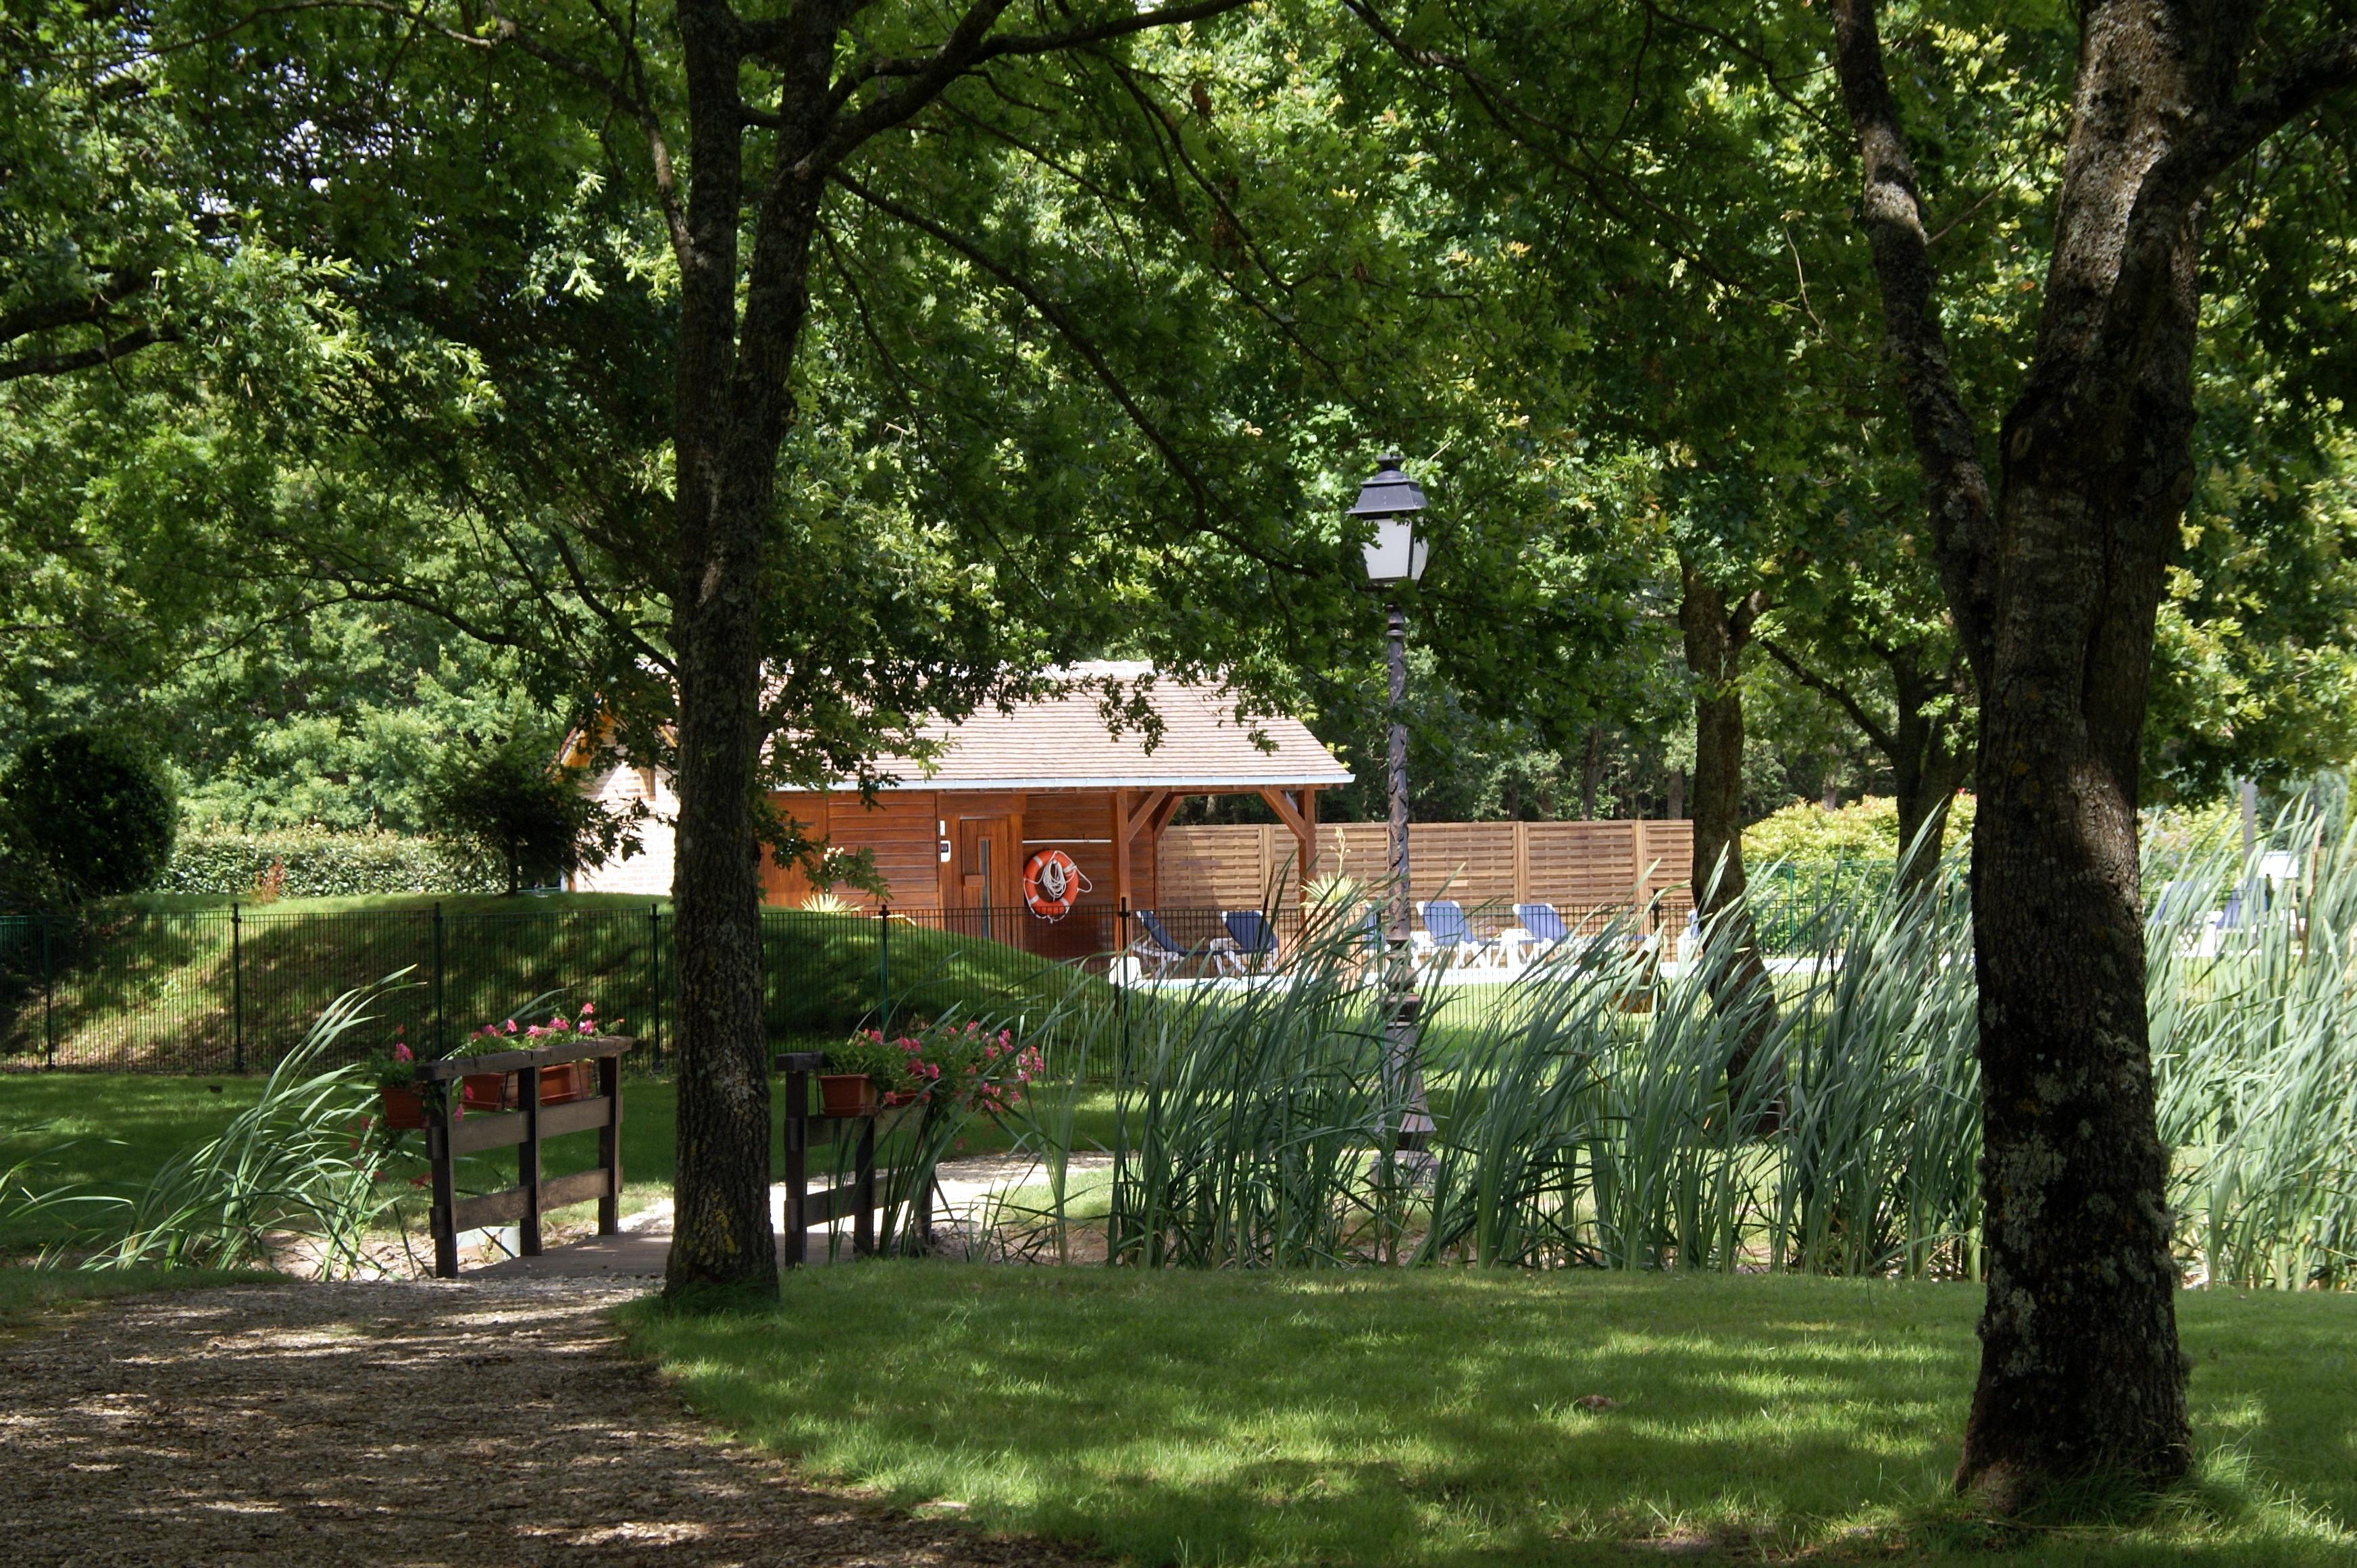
161, 830, 502, 898
1, 732, 178, 897
1743, 794, 1976, 872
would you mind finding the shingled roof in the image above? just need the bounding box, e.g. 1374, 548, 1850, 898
860, 662, 1351, 791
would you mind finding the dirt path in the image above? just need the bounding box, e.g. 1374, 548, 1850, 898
0, 1280, 1088, 1567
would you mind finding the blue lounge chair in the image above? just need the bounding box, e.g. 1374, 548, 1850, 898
1132, 910, 1194, 978
1417, 900, 1499, 968
1219, 910, 1279, 974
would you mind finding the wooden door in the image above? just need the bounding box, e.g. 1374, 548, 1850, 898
953, 816, 1018, 940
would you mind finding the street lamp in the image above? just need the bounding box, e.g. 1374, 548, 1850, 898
1350, 453, 1434, 1159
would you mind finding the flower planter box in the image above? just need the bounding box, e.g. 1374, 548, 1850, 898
817, 1073, 880, 1117
463, 1071, 516, 1113
538, 1059, 596, 1105
380, 1085, 428, 1130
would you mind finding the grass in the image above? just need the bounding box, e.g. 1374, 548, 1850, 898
0, 1263, 270, 1336
625, 1269, 2357, 1567
0, 1066, 1115, 1254
5, 894, 1110, 1069
0, 1070, 694, 1253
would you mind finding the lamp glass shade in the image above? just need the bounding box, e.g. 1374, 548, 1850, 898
1361, 515, 1421, 585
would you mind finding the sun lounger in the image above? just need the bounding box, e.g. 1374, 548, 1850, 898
1218, 910, 1279, 976
1416, 900, 1500, 969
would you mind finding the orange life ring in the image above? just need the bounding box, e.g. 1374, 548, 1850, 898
1023, 849, 1088, 921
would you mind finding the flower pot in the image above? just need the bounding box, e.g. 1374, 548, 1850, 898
817, 1073, 879, 1117
379, 1085, 426, 1130
538, 1059, 596, 1105
462, 1071, 516, 1113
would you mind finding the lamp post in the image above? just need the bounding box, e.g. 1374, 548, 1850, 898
1350, 454, 1434, 1158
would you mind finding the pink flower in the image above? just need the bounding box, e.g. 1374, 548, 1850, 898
578, 1019, 594, 1032
505, 1019, 518, 1034
579, 1003, 596, 1017
393, 1042, 414, 1063
526, 1026, 545, 1038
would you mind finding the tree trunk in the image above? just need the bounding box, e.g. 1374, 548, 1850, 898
1677, 558, 1777, 1119
659, 4, 834, 1297
1667, 765, 1684, 820
1578, 726, 1604, 819
1817, 0, 2357, 1501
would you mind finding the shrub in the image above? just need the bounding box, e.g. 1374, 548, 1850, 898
1743, 794, 1976, 871
159, 829, 502, 897
0, 732, 178, 898
425, 737, 638, 896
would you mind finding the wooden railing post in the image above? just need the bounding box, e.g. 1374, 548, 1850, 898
429, 1087, 459, 1280
597, 1053, 621, 1236
519, 1061, 542, 1256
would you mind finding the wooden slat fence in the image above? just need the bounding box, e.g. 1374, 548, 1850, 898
1157, 820, 1694, 926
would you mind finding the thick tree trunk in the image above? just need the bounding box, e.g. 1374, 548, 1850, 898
1952, 3, 2221, 1496
1817, 0, 2357, 1502
661, 3, 833, 1297
1677, 559, 1777, 1117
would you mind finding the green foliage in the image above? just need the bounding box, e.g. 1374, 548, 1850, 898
59, 983, 401, 1278
0, 731, 177, 898
425, 738, 635, 897
161, 829, 500, 899
1743, 795, 1977, 871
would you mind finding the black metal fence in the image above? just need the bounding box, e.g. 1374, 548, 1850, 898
0, 882, 1884, 1076
0, 903, 1309, 1074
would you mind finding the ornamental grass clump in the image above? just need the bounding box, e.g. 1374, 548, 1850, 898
73, 980, 410, 1278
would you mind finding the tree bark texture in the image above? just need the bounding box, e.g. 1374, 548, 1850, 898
1675, 559, 1777, 1111
662, 0, 836, 1295
1829, 0, 2357, 1502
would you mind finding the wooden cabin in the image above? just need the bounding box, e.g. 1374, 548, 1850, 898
757, 664, 1350, 926
574, 664, 1352, 947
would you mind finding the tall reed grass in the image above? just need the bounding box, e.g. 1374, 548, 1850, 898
974, 796, 2357, 1287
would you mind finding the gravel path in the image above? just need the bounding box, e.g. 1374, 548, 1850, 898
1, 1280, 1088, 1567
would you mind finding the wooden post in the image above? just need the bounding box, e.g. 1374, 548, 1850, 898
519, 1062, 542, 1256
853, 1119, 878, 1257
777, 1053, 819, 1268
428, 1087, 459, 1280
1513, 821, 1531, 909
597, 1053, 622, 1236
1112, 788, 1133, 908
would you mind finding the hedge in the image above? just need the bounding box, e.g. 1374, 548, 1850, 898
159, 830, 503, 898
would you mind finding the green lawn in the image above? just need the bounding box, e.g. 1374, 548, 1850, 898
7, 893, 1112, 1069
0, 1071, 688, 1252
0, 1067, 1111, 1253
625, 1269, 2357, 1566
0, 1264, 272, 1336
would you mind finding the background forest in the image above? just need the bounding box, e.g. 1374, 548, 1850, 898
5, 0, 2355, 873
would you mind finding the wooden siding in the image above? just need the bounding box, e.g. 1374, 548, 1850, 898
1156, 820, 1696, 921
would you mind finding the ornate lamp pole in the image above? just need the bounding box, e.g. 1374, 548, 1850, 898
1350, 454, 1434, 1157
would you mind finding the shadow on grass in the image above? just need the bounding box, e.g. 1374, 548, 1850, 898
624, 1269, 2357, 1567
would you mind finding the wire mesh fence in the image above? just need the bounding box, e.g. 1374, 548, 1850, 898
0, 877, 1875, 1075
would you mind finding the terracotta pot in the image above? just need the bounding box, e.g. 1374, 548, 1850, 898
538, 1059, 596, 1105
462, 1071, 516, 1112
379, 1085, 426, 1130
817, 1073, 879, 1117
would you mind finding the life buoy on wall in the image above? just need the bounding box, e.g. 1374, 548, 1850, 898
1023, 849, 1090, 921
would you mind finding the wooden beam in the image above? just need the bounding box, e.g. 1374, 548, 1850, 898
1258, 787, 1317, 900
1112, 788, 1133, 908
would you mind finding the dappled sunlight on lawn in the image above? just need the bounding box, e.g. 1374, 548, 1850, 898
628, 1270, 2357, 1565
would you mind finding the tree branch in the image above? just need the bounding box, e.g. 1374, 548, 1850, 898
0, 270, 156, 347
1826, 0, 1999, 680
1758, 633, 1897, 757
0, 324, 178, 382
830, 169, 1315, 581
